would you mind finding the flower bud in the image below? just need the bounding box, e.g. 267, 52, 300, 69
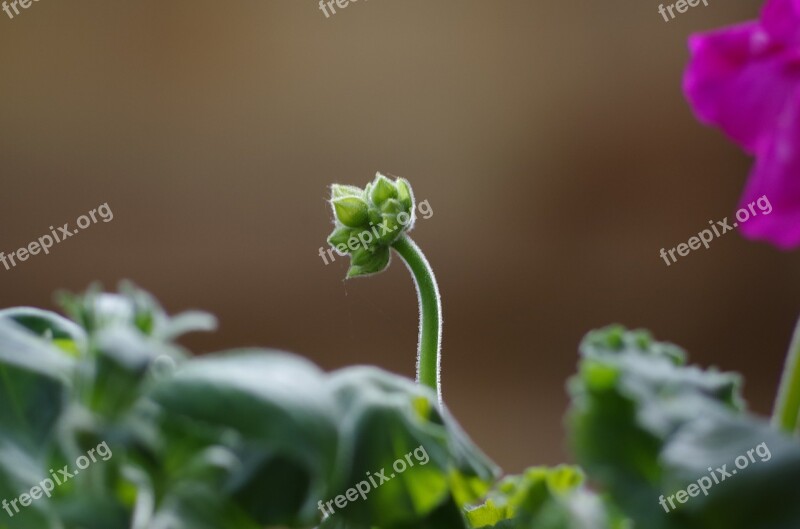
380, 198, 404, 216
370, 173, 398, 206
396, 178, 414, 211
332, 197, 369, 228
327, 173, 418, 278
347, 247, 390, 278
327, 226, 356, 249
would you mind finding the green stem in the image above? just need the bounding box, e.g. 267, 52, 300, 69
391, 234, 442, 402
772, 314, 800, 434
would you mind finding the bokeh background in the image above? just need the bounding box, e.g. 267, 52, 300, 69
1, 0, 797, 473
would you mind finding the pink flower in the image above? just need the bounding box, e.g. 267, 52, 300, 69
684, 0, 800, 249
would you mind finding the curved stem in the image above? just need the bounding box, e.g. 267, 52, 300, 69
772, 314, 800, 434
391, 234, 442, 402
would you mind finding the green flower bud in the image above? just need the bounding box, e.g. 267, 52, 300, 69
347, 246, 390, 278
396, 178, 414, 211
327, 173, 418, 278
370, 173, 398, 206
332, 197, 369, 228
381, 198, 405, 218
378, 217, 401, 244
368, 208, 383, 227
380, 198, 404, 216
350, 247, 376, 266
327, 226, 355, 249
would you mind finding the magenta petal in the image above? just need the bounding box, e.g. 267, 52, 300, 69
684, 22, 797, 153
761, 0, 800, 44
738, 88, 800, 249
685, 0, 800, 250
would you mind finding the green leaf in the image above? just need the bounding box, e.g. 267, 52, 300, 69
146, 351, 340, 527
54, 495, 130, 529
658, 415, 800, 528
568, 325, 800, 529
0, 320, 74, 381
89, 326, 186, 417
158, 311, 217, 341
58, 282, 213, 343
0, 307, 87, 357
466, 466, 621, 529
324, 366, 498, 528
0, 321, 74, 529
0, 321, 72, 448
148, 485, 262, 529
58, 285, 162, 335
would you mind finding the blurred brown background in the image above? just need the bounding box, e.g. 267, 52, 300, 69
1, 0, 798, 473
